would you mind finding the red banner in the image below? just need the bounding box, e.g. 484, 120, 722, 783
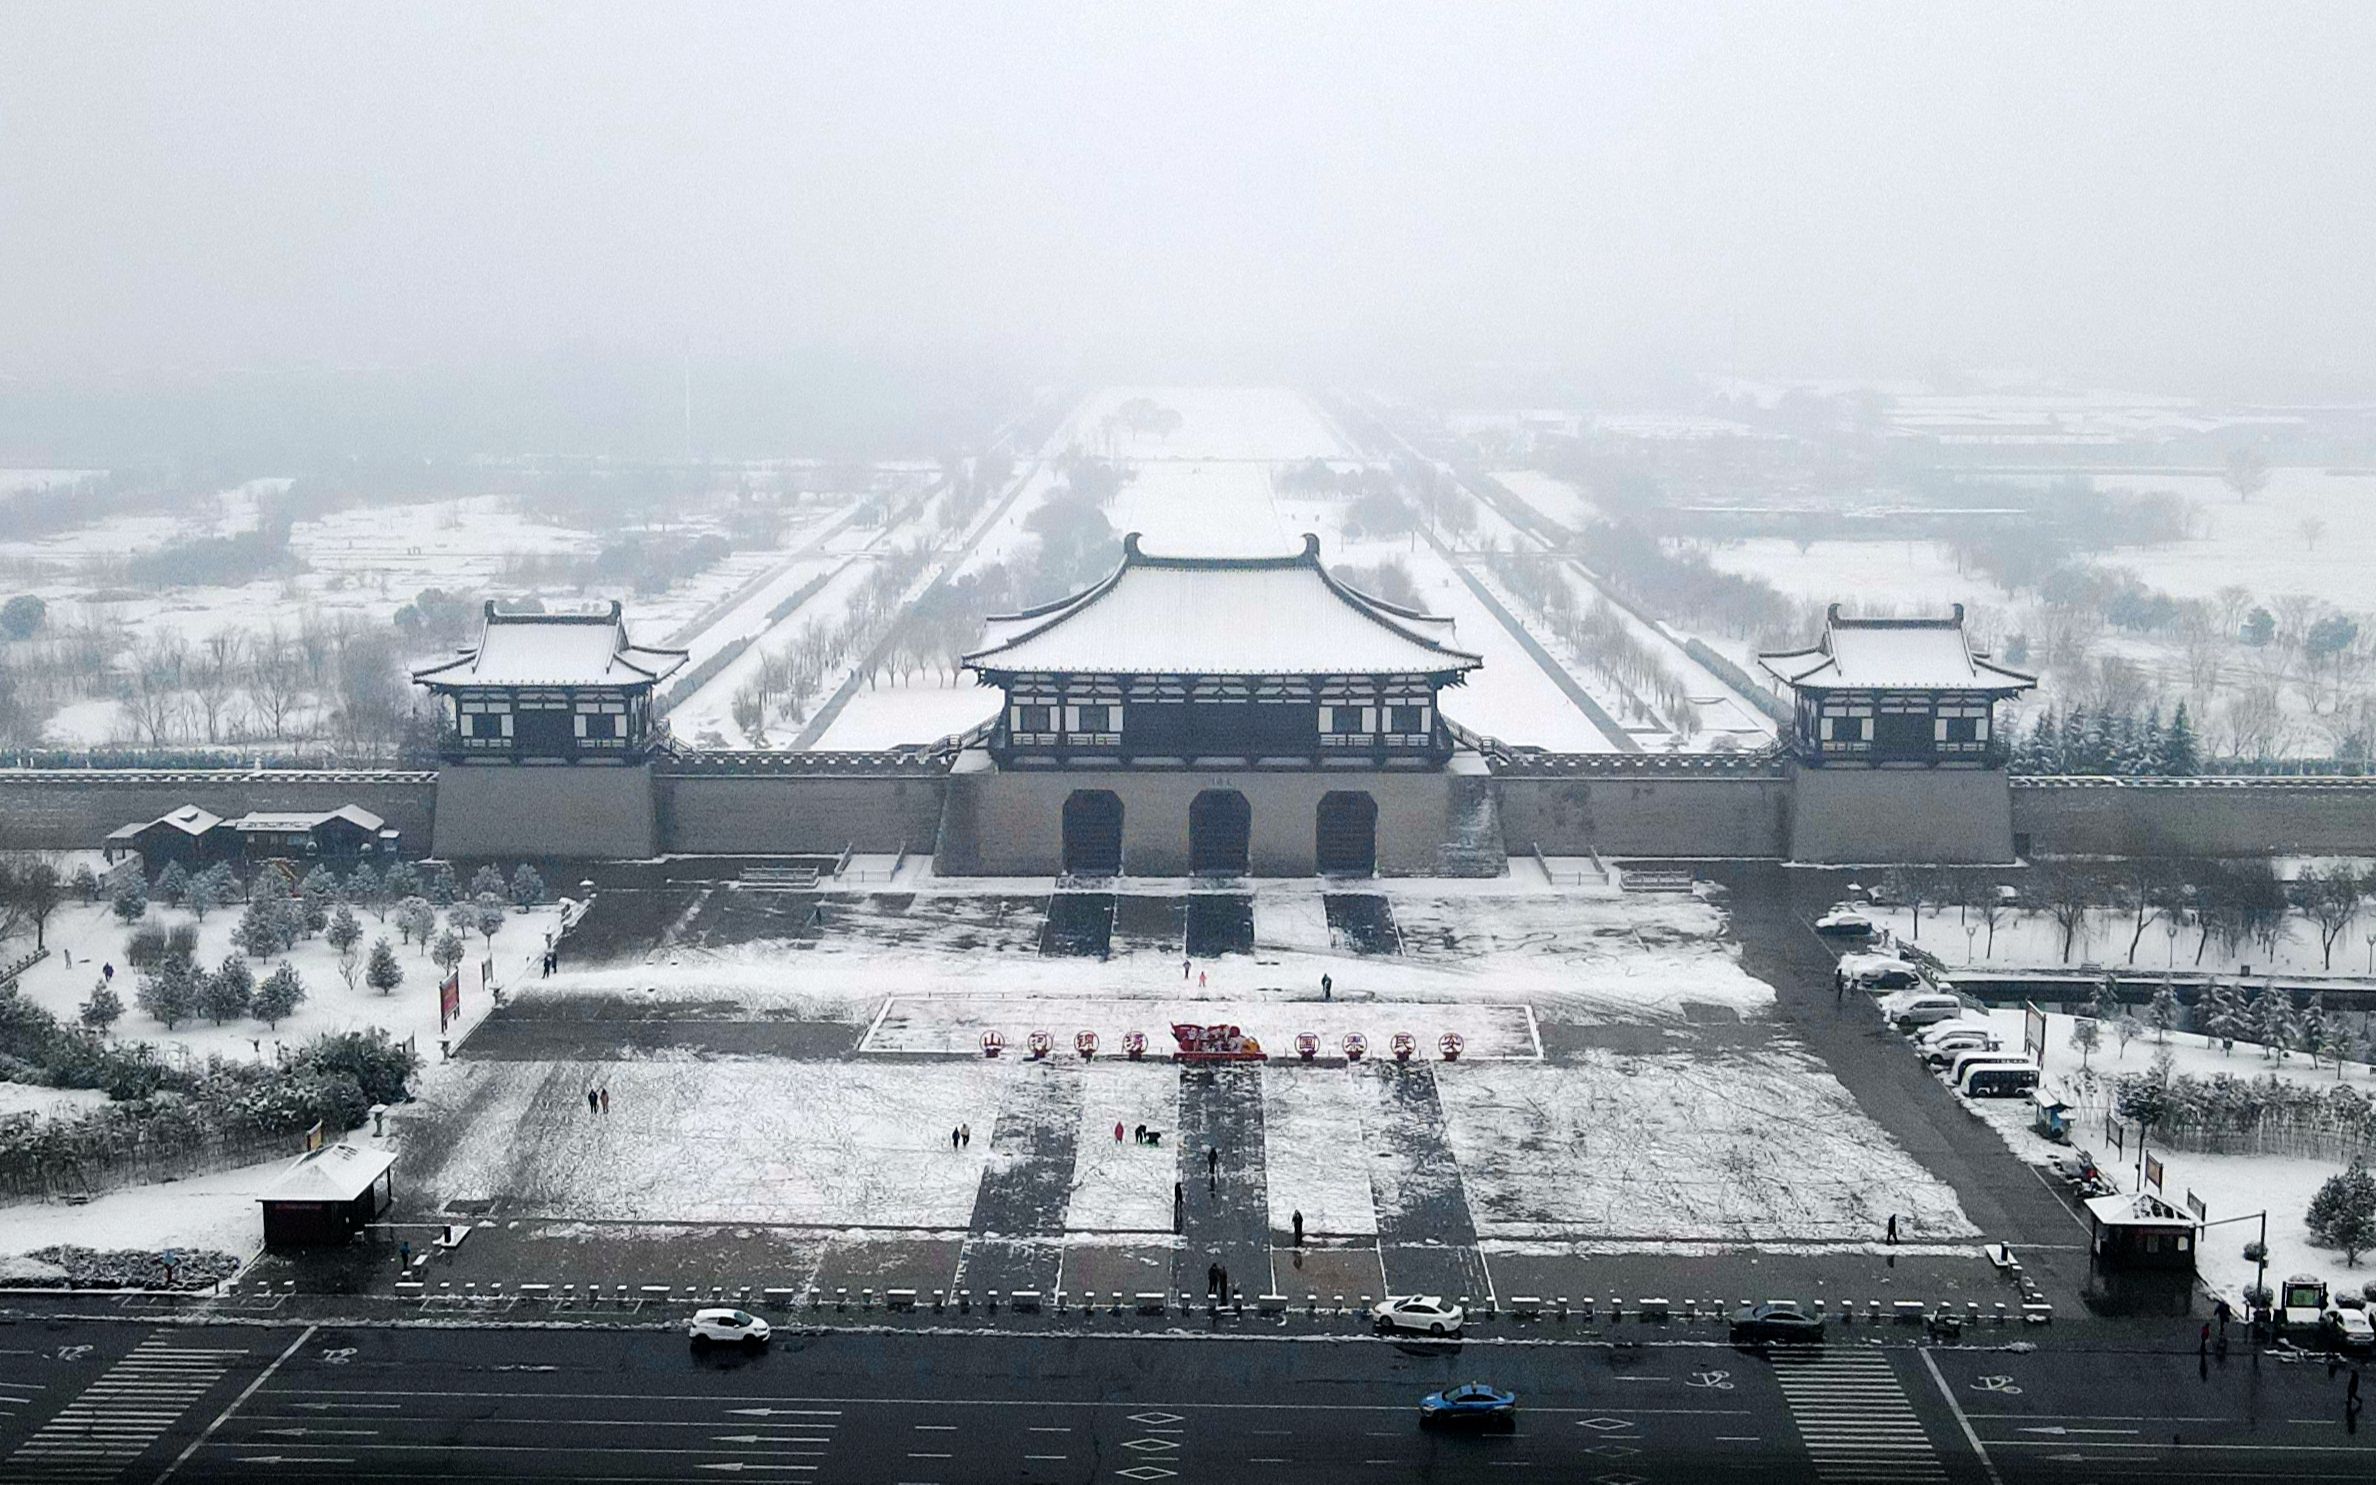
439, 971, 461, 1034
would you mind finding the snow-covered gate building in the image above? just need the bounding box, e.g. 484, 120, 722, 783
937, 534, 1503, 876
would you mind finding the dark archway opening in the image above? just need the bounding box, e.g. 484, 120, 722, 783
1061, 790, 1125, 876
1316, 791, 1379, 876
1188, 789, 1252, 876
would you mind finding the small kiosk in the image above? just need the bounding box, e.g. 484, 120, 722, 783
257, 1142, 397, 1249
2083, 1191, 2197, 1272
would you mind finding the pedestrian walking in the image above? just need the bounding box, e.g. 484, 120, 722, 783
399, 1239, 411, 1269
1207, 1146, 1220, 1176
953, 1127, 962, 1152
1114, 1121, 1125, 1143
587, 1088, 600, 1114
1219, 1264, 1230, 1301
1198, 971, 1208, 989
1321, 974, 1332, 1001
1292, 1210, 1304, 1247
103, 962, 113, 981
1206, 1263, 1220, 1299
2200, 1321, 2211, 1357
961, 1123, 971, 1147
60, 949, 69, 968
1183, 958, 1191, 980
599, 1087, 610, 1115
2352, 1368, 2363, 1405
1886, 1213, 1898, 1245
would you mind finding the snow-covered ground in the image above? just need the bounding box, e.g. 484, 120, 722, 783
405, 1057, 1011, 1228
1439, 1052, 1976, 1241
1066, 386, 1345, 463
9, 895, 565, 1063
1488, 469, 1597, 531
1868, 902, 2372, 977
2090, 469, 2376, 611
0, 1151, 294, 1263
1262, 1065, 1380, 1238
0, 1080, 113, 1122
1066, 1062, 1182, 1233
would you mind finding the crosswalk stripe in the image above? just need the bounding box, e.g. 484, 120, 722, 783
1772, 1354, 1947, 1484
1, 1335, 247, 1482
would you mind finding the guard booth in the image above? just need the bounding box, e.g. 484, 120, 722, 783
257, 1143, 397, 1249
2029, 1090, 2073, 1143
2083, 1191, 2197, 1272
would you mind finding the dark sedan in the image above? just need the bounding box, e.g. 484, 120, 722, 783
1731, 1302, 1826, 1346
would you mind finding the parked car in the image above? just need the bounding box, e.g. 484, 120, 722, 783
2324, 1307, 2375, 1355
688, 1308, 771, 1348
1730, 1301, 1825, 1346
1815, 905, 1875, 937
1840, 952, 1924, 992
1372, 1294, 1465, 1336
1916, 1024, 2000, 1064
1881, 992, 1966, 1029
1419, 1382, 1517, 1429
1947, 1048, 2036, 1086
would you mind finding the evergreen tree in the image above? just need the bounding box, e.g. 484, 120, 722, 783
2308, 1156, 2376, 1266
2090, 976, 2124, 1027
2132, 707, 2165, 779
253, 964, 307, 1028
2247, 987, 2288, 1060
2020, 707, 2058, 772
396, 895, 436, 950
432, 930, 465, 975
153, 860, 191, 908
233, 897, 280, 960
2202, 981, 2244, 1053
365, 937, 404, 996
469, 864, 507, 900
383, 860, 422, 905
2161, 701, 2201, 775
423, 861, 458, 907
509, 864, 545, 910
326, 903, 363, 958
2302, 995, 2331, 1069
201, 954, 254, 1024
111, 873, 148, 925
185, 864, 222, 921
2059, 706, 2089, 773
135, 958, 199, 1029
79, 983, 124, 1033
2149, 982, 2180, 1042
347, 863, 385, 920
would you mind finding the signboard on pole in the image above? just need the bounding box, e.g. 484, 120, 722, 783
2186, 1189, 2207, 1222
302, 1119, 325, 1153
438, 970, 461, 1034
2024, 1002, 2048, 1067
2145, 1154, 2165, 1193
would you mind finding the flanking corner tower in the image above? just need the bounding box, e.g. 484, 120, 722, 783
412, 601, 688, 860
1759, 603, 2035, 864
936, 532, 1501, 877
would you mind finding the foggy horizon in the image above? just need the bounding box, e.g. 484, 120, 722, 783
5, 2, 2374, 405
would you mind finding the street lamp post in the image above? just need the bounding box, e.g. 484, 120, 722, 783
1965, 923, 1978, 965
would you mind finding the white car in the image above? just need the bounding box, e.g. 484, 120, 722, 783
1815, 905, 1875, 937
1880, 992, 1965, 1029
2325, 1306, 2375, 1354
688, 1308, 771, 1348
1918, 1025, 1999, 1065
1372, 1294, 1465, 1337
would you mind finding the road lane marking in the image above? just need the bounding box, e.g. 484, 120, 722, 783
1919, 1347, 2005, 1485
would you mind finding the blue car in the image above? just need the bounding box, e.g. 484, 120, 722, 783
1419, 1382, 1517, 1430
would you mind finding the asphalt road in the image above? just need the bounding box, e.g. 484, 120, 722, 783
5, 1317, 2375, 1485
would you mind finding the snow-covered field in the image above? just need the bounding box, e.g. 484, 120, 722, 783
1868, 902, 2370, 977
406, 1057, 1011, 1229
2090, 470, 2376, 610
1067, 386, 1345, 463
1439, 1052, 1975, 1241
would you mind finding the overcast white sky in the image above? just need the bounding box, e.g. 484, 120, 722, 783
2, 2, 2371, 389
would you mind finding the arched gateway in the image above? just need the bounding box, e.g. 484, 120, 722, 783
1061, 789, 1124, 875
1315, 790, 1378, 876
1189, 789, 1251, 875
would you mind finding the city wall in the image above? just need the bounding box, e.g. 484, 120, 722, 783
10, 763, 2376, 867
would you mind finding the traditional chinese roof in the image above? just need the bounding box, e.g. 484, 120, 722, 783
1758, 604, 2034, 695
258, 1142, 396, 1204
412, 601, 687, 690
965, 533, 1482, 679
230, 805, 385, 834
106, 804, 222, 841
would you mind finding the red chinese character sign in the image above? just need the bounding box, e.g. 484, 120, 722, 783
1171, 1022, 1264, 1063
438, 971, 461, 1034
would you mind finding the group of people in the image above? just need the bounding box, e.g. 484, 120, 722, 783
1114, 1122, 1165, 1146
585, 1087, 610, 1114
949, 1123, 973, 1150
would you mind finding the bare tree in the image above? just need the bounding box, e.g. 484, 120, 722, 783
2036, 862, 2101, 963
247, 624, 309, 740
186, 624, 245, 743
2223, 446, 2270, 504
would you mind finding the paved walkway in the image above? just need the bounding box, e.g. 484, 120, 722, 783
1173, 1065, 1273, 1299
1363, 1063, 1493, 1302
955, 1068, 1084, 1295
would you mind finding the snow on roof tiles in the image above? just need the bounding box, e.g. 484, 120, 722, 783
965, 533, 1482, 678
258, 1142, 397, 1203
413, 601, 688, 689
1759, 604, 2034, 694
